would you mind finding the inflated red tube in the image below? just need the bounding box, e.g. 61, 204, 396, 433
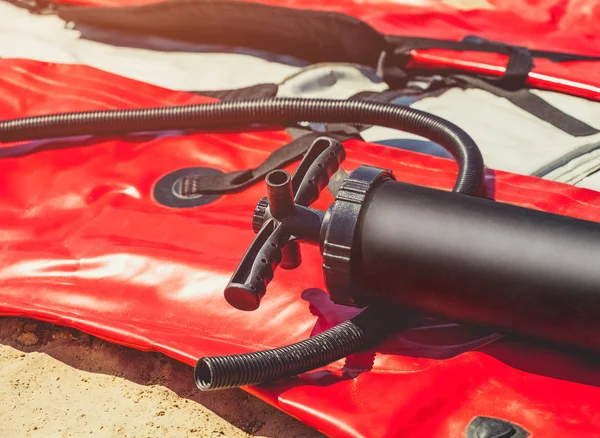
4, 58, 600, 437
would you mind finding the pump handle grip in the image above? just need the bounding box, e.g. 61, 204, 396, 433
293, 138, 346, 206
224, 136, 345, 311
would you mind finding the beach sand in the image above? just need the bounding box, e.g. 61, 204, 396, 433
0, 317, 323, 438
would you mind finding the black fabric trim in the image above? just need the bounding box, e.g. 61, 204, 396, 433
452, 75, 599, 137
192, 84, 278, 100
179, 132, 351, 195
350, 89, 409, 103
57, 0, 386, 67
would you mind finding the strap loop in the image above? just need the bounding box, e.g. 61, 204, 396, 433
385, 34, 600, 90
179, 133, 350, 196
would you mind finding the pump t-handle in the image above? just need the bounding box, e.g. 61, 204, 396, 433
224, 136, 345, 310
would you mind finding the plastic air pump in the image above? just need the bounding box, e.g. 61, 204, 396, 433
226, 136, 600, 353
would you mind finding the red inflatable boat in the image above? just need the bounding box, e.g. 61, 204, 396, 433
1, 0, 600, 436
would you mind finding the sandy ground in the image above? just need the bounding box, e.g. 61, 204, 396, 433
0, 317, 323, 438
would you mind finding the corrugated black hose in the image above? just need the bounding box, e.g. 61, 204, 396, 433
0, 98, 485, 389
0, 98, 483, 195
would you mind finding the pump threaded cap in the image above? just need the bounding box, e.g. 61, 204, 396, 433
252, 197, 270, 233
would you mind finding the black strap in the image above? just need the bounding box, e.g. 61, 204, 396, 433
191, 84, 279, 100
387, 35, 600, 63
452, 75, 599, 137
350, 89, 410, 103
462, 36, 533, 90
179, 132, 350, 196
499, 46, 533, 89
386, 35, 600, 90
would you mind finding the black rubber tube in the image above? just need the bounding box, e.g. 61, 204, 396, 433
0, 98, 484, 195
195, 304, 400, 390
0, 97, 484, 389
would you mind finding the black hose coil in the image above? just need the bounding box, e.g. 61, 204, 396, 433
0, 97, 485, 389
0, 98, 484, 195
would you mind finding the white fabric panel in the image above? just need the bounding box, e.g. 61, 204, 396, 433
362, 88, 600, 176
0, 2, 305, 90
276, 64, 388, 99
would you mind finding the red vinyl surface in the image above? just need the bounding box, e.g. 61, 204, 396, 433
50, 0, 600, 100
2, 58, 600, 437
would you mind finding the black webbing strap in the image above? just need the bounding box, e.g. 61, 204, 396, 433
179, 132, 350, 196
191, 84, 279, 100
385, 35, 600, 90
388, 35, 600, 63
500, 46, 533, 90
452, 75, 599, 137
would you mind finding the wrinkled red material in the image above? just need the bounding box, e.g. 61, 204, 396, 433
51, 0, 600, 100
3, 58, 600, 437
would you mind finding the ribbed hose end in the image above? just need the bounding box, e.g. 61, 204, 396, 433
196, 354, 263, 391
195, 305, 399, 391
195, 358, 216, 391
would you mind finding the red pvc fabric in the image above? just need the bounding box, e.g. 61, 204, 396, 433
3, 58, 600, 437
46, 0, 600, 100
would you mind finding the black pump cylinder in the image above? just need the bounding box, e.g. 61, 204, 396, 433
354, 180, 600, 351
